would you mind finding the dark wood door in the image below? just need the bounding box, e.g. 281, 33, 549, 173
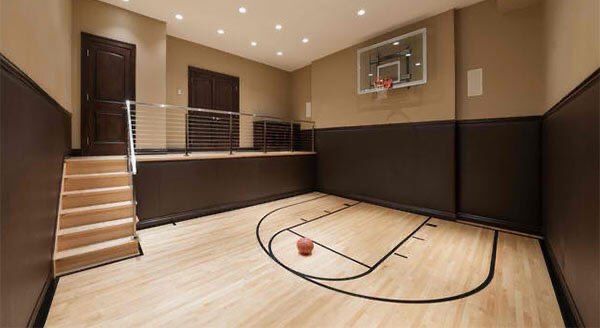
81, 33, 135, 155
188, 67, 239, 151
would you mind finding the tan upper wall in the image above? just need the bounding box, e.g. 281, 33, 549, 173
310, 10, 455, 128
71, 0, 167, 148
166, 36, 291, 118
455, 0, 545, 119
1, 0, 72, 112
543, 0, 599, 110
290, 66, 311, 121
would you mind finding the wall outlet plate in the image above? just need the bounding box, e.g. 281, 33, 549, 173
467, 68, 483, 97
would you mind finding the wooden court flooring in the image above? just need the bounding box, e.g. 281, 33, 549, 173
46, 192, 564, 327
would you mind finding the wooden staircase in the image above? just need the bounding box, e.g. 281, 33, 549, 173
53, 156, 140, 276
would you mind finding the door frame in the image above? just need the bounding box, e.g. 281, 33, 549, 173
81, 32, 136, 155
187, 66, 239, 112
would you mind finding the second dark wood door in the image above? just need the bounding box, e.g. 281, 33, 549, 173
188, 67, 239, 151
81, 33, 135, 155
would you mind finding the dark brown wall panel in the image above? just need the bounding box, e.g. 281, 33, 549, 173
457, 117, 542, 233
542, 71, 599, 327
315, 122, 456, 218
1, 55, 71, 327
134, 155, 316, 228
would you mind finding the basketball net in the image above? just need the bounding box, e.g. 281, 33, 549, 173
373, 78, 393, 100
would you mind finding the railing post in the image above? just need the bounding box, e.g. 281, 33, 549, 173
311, 123, 315, 152
290, 122, 294, 152
229, 114, 233, 155
185, 111, 190, 156
263, 120, 267, 153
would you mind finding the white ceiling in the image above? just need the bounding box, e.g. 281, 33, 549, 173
99, 0, 483, 71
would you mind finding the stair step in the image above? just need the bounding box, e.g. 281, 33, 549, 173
65, 157, 128, 175
57, 218, 135, 251
64, 172, 131, 191
62, 186, 132, 209
60, 201, 135, 229
54, 237, 139, 276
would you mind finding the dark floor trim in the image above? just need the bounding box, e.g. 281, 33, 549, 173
457, 212, 541, 236
543, 68, 599, 118
137, 189, 315, 230
540, 239, 583, 327
30, 276, 58, 328
69, 148, 82, 157
318, 189, 456, 220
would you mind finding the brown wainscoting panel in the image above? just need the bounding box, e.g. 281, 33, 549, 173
134, 154, 316, 228
315, 121, 456, 218
542, 69, 599, 327
457, 116, 542, 234
1, 54, 71, 327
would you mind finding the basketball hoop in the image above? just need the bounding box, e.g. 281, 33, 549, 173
373, 78, 393, 99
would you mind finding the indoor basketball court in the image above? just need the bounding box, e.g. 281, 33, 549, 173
45, 193, 563, 326
2, 0, 597, 327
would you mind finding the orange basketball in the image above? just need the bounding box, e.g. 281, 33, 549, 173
296, 237, 314, 256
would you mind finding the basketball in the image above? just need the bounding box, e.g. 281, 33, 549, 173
297, 237, 314, 256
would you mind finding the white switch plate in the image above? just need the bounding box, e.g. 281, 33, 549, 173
305, 102, 312, 118
177, 89, 183, 95
467, 68, 483, 97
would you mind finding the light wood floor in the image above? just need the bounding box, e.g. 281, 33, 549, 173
46, 192, 563, 327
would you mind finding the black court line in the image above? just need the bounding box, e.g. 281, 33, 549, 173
425, 223, 437, 227
266, 216, 431, 282
393, 253, 408, 259
412, 236, 425, 241
300, 218, 308, 222
287, 229, 371, 269
256, 198, 500, 304
256, 193, 331, 254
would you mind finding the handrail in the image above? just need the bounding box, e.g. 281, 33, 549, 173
124, 100, 316, 175
125, 100, 137, 175
127, 101, 316, 125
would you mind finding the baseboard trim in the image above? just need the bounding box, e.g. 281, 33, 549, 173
456, 212, 541, 235
318, 189, 457, 220
540, 240, 583, 327
30, 275, 58, 328
137, 189, 315, 229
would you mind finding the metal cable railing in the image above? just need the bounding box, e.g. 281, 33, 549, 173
124, 101, 315, 175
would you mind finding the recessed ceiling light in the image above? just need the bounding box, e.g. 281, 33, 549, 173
368, 73, 373, 77
393, 41, 400, 46
276, 51, 283, 56
357, 9, 366, 16
251, 41, 257, 46
275, 24, 282, 30
217, 29, 225, 34
175, 14, 183, 20
405, 53, 411, 57
302, 37, 309, 43
122, 0, 129, 2
415, 62, 421, 66
238, 7, 247, 14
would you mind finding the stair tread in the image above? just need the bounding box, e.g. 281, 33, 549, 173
66, 156, 127, 162
55, 237, 136, 260
58, 217, 135, 235
60, 200, 134, 215
62, 185, 131, 196
65, 171, 130, 179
